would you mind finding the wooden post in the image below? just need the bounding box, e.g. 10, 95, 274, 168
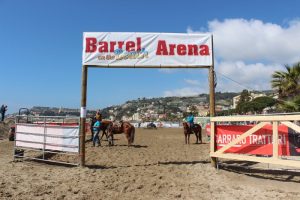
80, 65, 88, 167
272, 121, 279, 159
209, 35, 217, 168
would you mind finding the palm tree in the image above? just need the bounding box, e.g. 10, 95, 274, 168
271, 62, 300, 99
271, 62, 300, 112
278, 95, 300, 112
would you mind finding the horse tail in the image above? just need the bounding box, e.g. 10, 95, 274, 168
130, 126, 135, 144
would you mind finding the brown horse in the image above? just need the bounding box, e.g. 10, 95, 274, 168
107, 121, 135, 146
182, 122, 202, 144
99, 120, 113, 140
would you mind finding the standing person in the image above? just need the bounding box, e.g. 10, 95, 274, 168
1, 105, 7, 122
95, 109, 102, 121
186, 112, 194, 128
92, 118, 101, 147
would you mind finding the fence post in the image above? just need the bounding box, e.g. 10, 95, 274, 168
80, 65, 88, 167
210, 121, 217, 168
272, 121, 279, 159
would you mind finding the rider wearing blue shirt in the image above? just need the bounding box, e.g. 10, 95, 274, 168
186, 112, 194, 128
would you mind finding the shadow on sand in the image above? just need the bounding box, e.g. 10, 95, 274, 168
219, 160, 300, 183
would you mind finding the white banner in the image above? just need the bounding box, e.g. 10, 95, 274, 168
82, 32, 213, 67
16, 124, 79, 153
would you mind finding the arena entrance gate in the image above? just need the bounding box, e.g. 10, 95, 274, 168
80, 32, 216, 167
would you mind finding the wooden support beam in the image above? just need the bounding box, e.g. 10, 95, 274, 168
210, 152, 300, 168
272, 121, 278, 159
211, 115, 300, 122
281, 121, 300, 133
79, 65, 88, 167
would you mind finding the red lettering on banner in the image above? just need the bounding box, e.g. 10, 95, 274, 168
126, 41, 135, 51
169, 44, 176, 55
85, 38, 97, 52
99, 42, 108, 52
200, 45, 209, 55
110, 41, 116, 52
136, 37, 141, 51
85, 37, 143, 53
156, 40, 168, 55
156, 40, 210, 56
85, 37, 210, 56
117, 41, 124, 49
177, 44, 186, 55
188, 45, 198, 55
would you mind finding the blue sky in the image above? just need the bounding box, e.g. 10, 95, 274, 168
1, 0, 300, 113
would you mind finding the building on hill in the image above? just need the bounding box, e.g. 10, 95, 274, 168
232, 92, 266, 109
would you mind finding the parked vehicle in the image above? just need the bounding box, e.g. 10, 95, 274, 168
146, 122, 157, 129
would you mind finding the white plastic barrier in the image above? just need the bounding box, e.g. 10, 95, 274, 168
15, 124, 79, 153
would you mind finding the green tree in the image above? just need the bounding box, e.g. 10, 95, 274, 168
271, 62, 300, 112
271, 62, 300, 99
278, 95, 300, 112
236, 90, 251, 114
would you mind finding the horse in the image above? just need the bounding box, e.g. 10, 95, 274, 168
182, 122, 202, 144
99, 120, 113, 140
107, 121, 135, 146
88, 119, 112, 143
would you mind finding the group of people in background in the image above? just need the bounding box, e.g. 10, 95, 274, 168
1, 105, 8, 122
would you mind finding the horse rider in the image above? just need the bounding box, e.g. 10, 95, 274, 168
186, 112, 195, 129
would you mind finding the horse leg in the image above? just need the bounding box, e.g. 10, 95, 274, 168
100, 131, 106, 141
187, 134, 190, 144
199, 130, 202, 143
126, 133, 131, 147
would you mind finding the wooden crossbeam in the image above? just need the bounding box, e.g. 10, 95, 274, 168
210, 152, 300, 168
211, 115, 300, 122
281, 121, 300, 133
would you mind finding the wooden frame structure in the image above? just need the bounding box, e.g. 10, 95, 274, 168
79, 33, 216, 167
210, 115, 300, 168
79, 65, 215, 166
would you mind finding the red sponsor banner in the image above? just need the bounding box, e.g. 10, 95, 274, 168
206, 124, 290, 156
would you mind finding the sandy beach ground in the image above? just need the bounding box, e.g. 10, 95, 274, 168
1, 127, 300, 200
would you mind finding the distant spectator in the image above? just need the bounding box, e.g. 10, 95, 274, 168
1, 105, 7, 122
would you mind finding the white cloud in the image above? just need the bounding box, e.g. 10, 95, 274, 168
186, 18, 300, 93
205, 18, 300, 64
184, 79, 200, 85
215, 61, 283, 92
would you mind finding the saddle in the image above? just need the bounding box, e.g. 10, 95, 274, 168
187, 123, 195, 134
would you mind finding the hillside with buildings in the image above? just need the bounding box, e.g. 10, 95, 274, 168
12, 90, 276, 122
